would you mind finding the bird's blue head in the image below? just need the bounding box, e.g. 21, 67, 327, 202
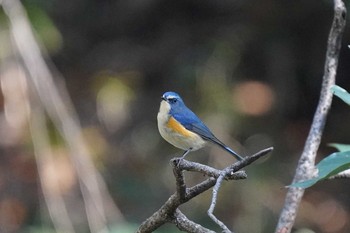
161, 92, 184, 105
160, 92, 187, 115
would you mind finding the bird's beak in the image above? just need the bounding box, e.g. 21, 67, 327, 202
161, 96, 167, 101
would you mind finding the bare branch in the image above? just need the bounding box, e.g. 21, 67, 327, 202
275, 1, 346, 232
136, 194, 180, 233
30, 101, 76, 233
329, 169, 350, 179
173, 163, 187, 200
137, 147, 273, 233
172, 159, 224, 178
206, 147, 273, 232
173, 146, 273, 177
0, 0, 125, 231
208, 173, 231, 233
136, 178, 219, 233
226, 147, 274, 171
171, 158, 248, 180
172, 209, 216, 233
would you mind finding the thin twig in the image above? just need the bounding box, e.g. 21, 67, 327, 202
30, 101, 76, 233
172, 209, 216, 233
137, 147, 273, 233
1, 61, 76, 232
275, 1, 346, 232
208, 173, 231, 233
171, 158, 247, 179
206, 147, 273, 232
172, 159, 224, 178
136, 178, 218, 233
0, 0, 124, 231
329, 169, 350, 179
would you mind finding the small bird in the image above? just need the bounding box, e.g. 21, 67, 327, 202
157, 91, 243, 161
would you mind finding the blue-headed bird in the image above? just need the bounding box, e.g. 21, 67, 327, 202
157, 91, 243, 161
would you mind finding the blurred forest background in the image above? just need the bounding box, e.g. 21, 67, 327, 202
0, 0, 350, 233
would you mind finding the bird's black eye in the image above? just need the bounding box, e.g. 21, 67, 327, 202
167, 97, 177, 104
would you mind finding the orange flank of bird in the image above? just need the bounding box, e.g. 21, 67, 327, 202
167, 117, 193, 137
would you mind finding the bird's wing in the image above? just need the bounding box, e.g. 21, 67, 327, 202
173, 110, 243, 160
172, 111, 217, 142
187, 120, 244, 160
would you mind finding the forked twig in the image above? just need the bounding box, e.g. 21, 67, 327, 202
137, 147, 273, 233
208, 173, 230, 233
208, 147, 274, 233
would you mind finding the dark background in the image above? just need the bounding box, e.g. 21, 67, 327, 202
1, 0, 350, 232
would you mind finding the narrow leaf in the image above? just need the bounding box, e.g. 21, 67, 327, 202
331, 85, 350, 105
290, 151, 350, 188
329, 143, 350, 152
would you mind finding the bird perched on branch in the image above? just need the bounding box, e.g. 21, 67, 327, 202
157, 91, 243, 161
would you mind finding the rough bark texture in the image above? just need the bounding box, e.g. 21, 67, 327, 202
137, 147, 273, 233
275, 1, 346, 232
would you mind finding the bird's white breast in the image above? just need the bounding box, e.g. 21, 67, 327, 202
157, 100, 206, 151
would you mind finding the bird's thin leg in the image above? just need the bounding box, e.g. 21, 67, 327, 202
181, 149, 192, 159
177, 148, 192, 167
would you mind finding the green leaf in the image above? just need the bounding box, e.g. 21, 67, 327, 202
331, 85, 350, 105
329, 143, 350, 152
290, 151, 350, 188
291, 86, 350, 189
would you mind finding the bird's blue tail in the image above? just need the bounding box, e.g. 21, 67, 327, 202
204, 136, 244, 161
223, 146, 244, 161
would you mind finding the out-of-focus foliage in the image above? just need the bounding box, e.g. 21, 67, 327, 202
332, 85, 350, 105
291, 150, 350, 188
292, 86, 350, 188
0, 0, 350, 233
25, 3, 63, 53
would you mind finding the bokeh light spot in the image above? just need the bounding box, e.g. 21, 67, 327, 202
0, 198, 27, 232
42, 149, 76, 195
95, 75, 135, 133
232, 81, 275, 116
